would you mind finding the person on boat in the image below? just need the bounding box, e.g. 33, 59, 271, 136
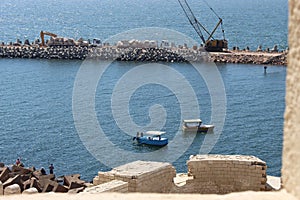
49, 164, 54, 174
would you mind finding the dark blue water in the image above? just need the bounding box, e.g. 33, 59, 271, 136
0, 58, 285, 180
0, 0, 288, 50
0, 0, 287, 181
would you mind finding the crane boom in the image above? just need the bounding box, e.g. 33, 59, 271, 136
178, 0, 209, 44
178, 0, 228, 51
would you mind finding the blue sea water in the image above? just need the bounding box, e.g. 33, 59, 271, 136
0, 0, 287, 181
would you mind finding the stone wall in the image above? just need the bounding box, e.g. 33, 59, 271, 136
93, 161, 176, 193
283, 0, 300, 198
83, 180, 128, 193
93, 156, 268, 194
174, 155, 267, 194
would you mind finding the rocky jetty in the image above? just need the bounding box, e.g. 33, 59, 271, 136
209, 51, 287, 65
0, 162, 88, 195
0, 39, 287, 65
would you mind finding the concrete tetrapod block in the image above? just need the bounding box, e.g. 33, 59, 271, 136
68, 187, 85, 194
3, 174, 23, 190
4, 183, 21, 195
63, 174, 85, 187
0, 167, 10, 183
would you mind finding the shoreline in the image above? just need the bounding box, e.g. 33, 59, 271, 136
0, 45, 287, 66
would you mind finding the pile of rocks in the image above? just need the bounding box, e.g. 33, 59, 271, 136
0, 162, 88, 195
209, 52, 287, 65
116, 48, 188, 62
0, 42, 288, 65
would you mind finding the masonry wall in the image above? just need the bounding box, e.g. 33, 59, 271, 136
282, 0, 300, 198
93, 161, 176, 193
178, 155, 267, 194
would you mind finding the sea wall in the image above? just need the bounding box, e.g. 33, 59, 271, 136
0, 44, 287, 65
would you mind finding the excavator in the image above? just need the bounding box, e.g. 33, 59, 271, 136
40, 31, 57, 47
178, 0, 228, 52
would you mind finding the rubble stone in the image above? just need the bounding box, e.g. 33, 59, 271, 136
4, 184, 21, 195
22, 187, 38, 194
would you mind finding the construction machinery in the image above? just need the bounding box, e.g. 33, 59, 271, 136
40, 31, 57, 47
178, 0, 228, 52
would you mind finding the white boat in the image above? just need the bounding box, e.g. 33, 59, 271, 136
182, 119, 214, 133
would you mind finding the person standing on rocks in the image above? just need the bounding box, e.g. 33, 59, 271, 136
16, 158, 20, 166
15, 157, 24, 167
49, 163, 54, 174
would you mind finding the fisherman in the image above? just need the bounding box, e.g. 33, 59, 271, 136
49, 164, 54, 174
16, 158, 20, 166
41, 167, 46, 175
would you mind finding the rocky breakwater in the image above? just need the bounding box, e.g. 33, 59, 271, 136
0, 45, 90, 59
209, 51, 287, 65
0, 162, 89, 196
0, 39, 287, 65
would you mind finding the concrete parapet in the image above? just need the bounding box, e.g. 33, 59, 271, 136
93, 161, 176, 193
83, 180, 128, 193
184, 155, 267, 194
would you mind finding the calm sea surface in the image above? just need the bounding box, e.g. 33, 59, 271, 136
0, 0, 287, 181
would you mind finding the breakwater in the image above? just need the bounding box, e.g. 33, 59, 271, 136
0, 44, 287, 65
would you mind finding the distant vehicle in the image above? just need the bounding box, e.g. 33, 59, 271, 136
40, 31, 57, 47
133, 131, 168, 146
178, 0, 228, 52
182, 119, 214, 133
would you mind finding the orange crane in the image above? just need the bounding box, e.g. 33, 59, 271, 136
40, 31, 57, 47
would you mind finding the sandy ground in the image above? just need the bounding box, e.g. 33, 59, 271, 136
0, 190, 297, 200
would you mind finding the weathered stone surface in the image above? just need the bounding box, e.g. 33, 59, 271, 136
3, 174, 23, 189
11, 165, 22, 172
23, 177, 42, 192
21, 174, 31, 182
266, 176, 281, 191
38, 174, 55, 188
184, 155, 267, 194
22, 187, 39, 194
30, 178, 42, 192
54, 184, 68, 193
93, 161, 176, 193
4, 183, 21, 195
0, 181, 3, 195
0, 167, 10, 183
69, 181, 85, 190
42, 180, 56, 193
84, 180, 128, 193
64, 174, 85, 187
23, 178, 31, 190
68, 187, 85, 194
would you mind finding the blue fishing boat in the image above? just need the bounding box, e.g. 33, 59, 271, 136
133, 131, 168, 146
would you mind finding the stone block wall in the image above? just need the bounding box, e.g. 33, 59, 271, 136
83, 180, 128, 193
93, 161, 176, 193
283, 0, 300, 199
184, 155, 267, 194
